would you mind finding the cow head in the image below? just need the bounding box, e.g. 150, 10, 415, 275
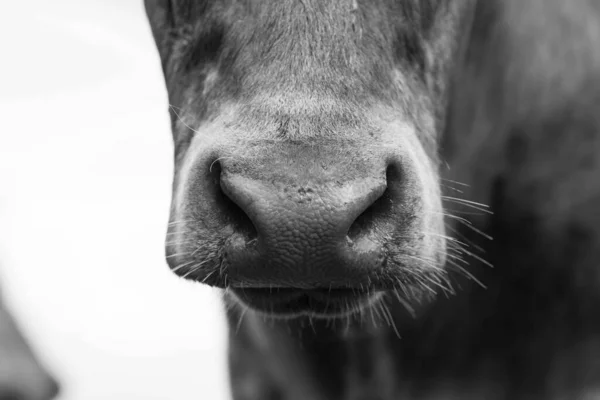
145, 0, 474, 317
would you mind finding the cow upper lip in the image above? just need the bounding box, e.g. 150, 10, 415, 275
228, 287, 375, 317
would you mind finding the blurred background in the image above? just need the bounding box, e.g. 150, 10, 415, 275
0, 1, 229, 399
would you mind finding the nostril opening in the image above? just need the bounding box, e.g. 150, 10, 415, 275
347, 166, 400, 240
210, 161, 258, 241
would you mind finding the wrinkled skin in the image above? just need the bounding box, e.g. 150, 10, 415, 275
0, 290, 59, 400
145, 0, 600, 398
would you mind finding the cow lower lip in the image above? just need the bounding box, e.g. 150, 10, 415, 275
229, 288, 374, 317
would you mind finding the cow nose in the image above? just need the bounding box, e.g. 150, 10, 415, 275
219, 165, 391, 287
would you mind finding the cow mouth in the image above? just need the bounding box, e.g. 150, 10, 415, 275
228, 287, 379, 318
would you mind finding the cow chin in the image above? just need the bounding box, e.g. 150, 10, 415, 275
164, 105, 448, 318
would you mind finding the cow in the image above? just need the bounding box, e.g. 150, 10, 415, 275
0, 288, 59, 400
144, 0, 600, 398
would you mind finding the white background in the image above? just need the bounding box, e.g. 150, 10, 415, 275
0, 1, 229, 399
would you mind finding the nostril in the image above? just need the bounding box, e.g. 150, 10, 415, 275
347, 166, 401, 240
211, 161, 258, 241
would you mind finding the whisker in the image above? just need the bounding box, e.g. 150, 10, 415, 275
441, 196, 493, 214
441, 178, 470, 187
441, 209, 489, 216
235, 306, 248, 335
381, 298, 402, 338
427, 210, 473, 226
165, 231, 191, 236
169, 104, 200, 133
424, 273, 454, 294
166, 252, 191, 259
164, 239, 197, 246
422, 231, 471, 248
444, 249, 467, 264
403, 254, 445, 273
444, 214, 494, 241
308, 313, 316, 335
456, 223, 493, 241
182, 265, 203, 278
377, 300, 393, 326
167, 219, 194, 226
371, 301, 385, 327
200, 269, 217, 283
441, 184, 464, 194
450, 246, 494, 269
411, 274, 439, 295
368, 299, 378, 328
391, 288, 416, 318
171, 260, 198, 273
210, 157, 236, 172
444, 223, 487, 252
446, 259, 487, 289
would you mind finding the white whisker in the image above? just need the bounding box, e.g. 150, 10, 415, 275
171, 260, 197, 273
441, 196, 493, 214
167, 219, 194, 226
441, 178, 470, 187
446, 259, 487, 289
166, 252, 191, 259
200, 269, 217, 283
169, 104, 200, 133
210, 157, 236, 172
